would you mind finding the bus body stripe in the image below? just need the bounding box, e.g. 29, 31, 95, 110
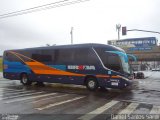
111, 76, 120, 78
96, 75, 110, 78
25, 62, 85, 76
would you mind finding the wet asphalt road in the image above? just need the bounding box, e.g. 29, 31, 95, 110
0, 71, 160, 120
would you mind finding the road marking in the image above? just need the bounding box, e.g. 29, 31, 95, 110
0, 91, 36, 97
0, 89, 20, 92
0, 88, 29, 92
78, 100, 119, 120
119, 103, 139, 114
120, 99, 154, 105
0, 88, 17, 91
111, 103, 139, 120
32, 94, 69, 104
150, 105, 160, 114
4, 92, 57, 104
0, 89, 37, 95
1, 91, 44, 100
0, 84, 20, 87
36, 96, 85, 111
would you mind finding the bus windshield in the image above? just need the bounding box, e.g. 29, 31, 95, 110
119, 54, 130, 74
105, 51, 130, 74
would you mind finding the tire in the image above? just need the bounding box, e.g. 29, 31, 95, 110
20, 73, 32, 85
86, 77, 98, 91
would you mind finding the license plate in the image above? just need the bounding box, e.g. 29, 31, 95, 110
111, 82, 118, 86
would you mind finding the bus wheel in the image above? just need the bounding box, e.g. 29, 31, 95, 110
86, 77, 98, 91
20, 74, 32, 86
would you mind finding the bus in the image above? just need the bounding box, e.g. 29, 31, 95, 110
3, 43, 132, 91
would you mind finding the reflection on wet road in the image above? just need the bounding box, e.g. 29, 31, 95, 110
115, 71, 160, 105
0, 71, 160, 120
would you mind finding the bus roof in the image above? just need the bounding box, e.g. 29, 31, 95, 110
5, 43, 124, 52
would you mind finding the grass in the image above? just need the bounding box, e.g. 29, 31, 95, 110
0, 58, 2, 72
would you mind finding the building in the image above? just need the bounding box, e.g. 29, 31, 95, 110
108, 37, 159, 71
108, 37, 158, 51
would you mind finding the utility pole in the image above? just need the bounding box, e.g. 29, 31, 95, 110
116, 24, 121, 40
70, 27, 73, 44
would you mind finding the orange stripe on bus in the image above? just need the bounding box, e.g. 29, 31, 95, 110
96, 75, 110, 78
31, 70, 85, 76
111, 76, 120, 78
25, 62, 85, 77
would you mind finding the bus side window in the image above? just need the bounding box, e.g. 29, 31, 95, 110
54, 49, 59, 64
53, 48, 98, 65
40, 48, 99, 65
74, 48, 88, 64
74, 48, 98, 65
73, 48, 92, 65
87, 48, 99, 64
32, 54, 52, 62
54, 49, 74, 65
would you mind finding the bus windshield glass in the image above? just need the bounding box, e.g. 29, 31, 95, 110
96, 48, 130, 74
105, 51, 130, 74
119, 54, 130, 74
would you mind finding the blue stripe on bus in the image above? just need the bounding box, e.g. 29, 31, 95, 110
3, 60, 31, 73
49, 65, 66, 70
4, 60, 66, 73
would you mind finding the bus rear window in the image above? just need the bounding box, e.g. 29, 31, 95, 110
4, 52, 21, 62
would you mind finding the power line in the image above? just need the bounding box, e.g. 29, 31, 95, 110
0, 0, 69, 17
0, 0, 89, 19
0, 0, 90, 19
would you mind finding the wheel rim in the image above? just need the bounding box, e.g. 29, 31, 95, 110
88, 80, 95, 89
22, 75, 27, 83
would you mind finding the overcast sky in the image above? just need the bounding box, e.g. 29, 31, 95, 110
0, 0, 160, 55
